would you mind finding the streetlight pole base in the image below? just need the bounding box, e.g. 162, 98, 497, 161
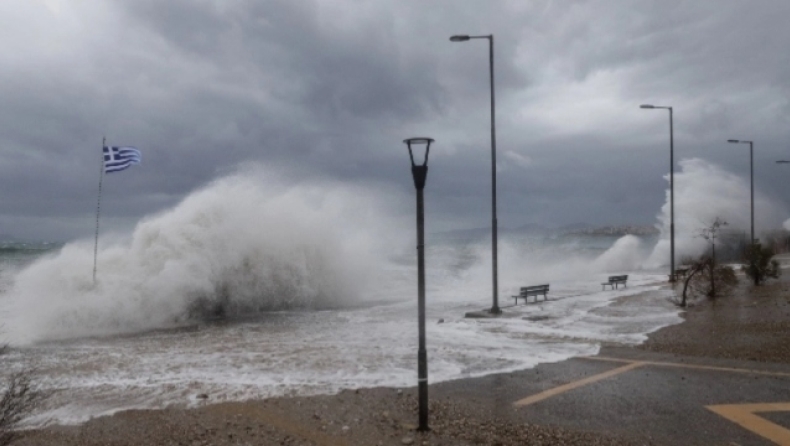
464, 309, 504, 318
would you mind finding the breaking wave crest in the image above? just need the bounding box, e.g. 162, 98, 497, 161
2, 168, 405, 344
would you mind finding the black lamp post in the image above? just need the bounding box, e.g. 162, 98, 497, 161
404, 137, 433, 432
640, 104, 675, 282
450, 33, 500, 314
727, 139, 755, 246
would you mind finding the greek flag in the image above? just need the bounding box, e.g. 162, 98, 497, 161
103, 146, 141, 173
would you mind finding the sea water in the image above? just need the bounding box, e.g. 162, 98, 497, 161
4, 165, 746, 426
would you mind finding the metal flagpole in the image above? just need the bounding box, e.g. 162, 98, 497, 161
93, 137, 105, 284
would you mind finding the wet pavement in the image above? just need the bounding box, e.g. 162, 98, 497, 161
428, 347, 790, 445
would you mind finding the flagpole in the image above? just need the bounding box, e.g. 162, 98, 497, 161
93, 137, 105, 284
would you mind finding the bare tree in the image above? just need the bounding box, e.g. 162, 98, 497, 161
0, 325, 45, 445
0, 371, 45, 446
679, 255, 709, 307
677, 218, 739, 307
698, 217, 727, 297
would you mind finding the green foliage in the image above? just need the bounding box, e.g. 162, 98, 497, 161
680, 217, 738, 307
678, 217, 740, 307
707, 264, 738, 296
680, 255, 739, 306
683, 260, 737, 303
742, 243, 781, 286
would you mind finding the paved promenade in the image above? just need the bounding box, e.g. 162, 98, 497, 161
428, 346, 790, 445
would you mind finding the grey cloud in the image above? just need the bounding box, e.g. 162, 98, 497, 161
1, 0, 789, 241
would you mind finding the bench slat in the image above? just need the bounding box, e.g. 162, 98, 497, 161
601, 275, 628, 290
513, 284, 550, 305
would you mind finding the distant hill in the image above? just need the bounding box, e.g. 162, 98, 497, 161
511, 223, 550, 233
436, 223, 659, 238
563, 225, 659, 236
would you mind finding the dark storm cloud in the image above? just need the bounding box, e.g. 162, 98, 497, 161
118, 0, 448, 121
1, 0, 789, 240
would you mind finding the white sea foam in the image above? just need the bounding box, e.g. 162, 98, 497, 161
0, 166, 687, 426
647, 158, 788, 267
4, 277, 678, 427
1, 168, 408, 344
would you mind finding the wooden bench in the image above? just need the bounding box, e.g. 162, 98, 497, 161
601, 275, 628, 290
512, 284, 549, 305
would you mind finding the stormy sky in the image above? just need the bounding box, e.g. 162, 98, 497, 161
1, 0, 789, 241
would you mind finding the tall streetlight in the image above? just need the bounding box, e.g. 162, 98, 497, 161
403, 137, 433, 432
727, 139, 755, 246
640, 104, 675, 282
450, 34, 500, 314
776, 161, 790, 252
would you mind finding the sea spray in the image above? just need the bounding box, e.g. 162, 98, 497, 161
430, 233, 654, 306
592, 235, 646, 272
0, 176, 689, 425
8, 160, 765, 343
647, 158, 787, 267
2, 169, 409, 344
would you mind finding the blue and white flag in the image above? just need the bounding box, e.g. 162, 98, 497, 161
103, 146, 141, 173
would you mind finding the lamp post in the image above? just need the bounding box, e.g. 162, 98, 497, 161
403, 137, 433, 432
450, 33, 500, 314
778, 161, 790, 252
727, 139, 755, 247
728, 139, 755, 244
640, 104, 675, 282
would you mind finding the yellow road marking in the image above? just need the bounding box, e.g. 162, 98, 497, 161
512, 354, 790, 443
513, 361, 644, 408
586, 356, 790, 378
707, 403, 790, 446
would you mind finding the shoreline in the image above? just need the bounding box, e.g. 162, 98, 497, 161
6, 279, 678, 425
637, 270, 790, 363
14, 273, 790, 445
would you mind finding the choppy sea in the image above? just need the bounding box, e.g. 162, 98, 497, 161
0, 173, 683, 426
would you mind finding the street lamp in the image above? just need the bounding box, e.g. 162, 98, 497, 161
727, 139, 755, 246
403, 137, 433, 432
450, 33, 500, 314
640, 104, 675, 282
